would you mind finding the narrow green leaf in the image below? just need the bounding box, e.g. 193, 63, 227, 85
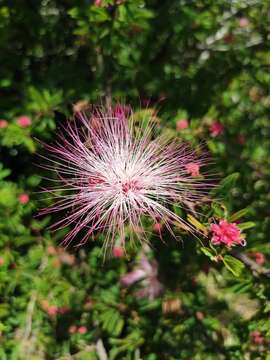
237, 222, 256, 230
229, 208, 250, 222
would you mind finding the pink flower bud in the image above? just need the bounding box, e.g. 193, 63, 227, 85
17, 115, 32, 128
0, 257, 4, 266
254, 252, 266, 265
77, 326, 87, 334
239, 17, 249, 28
153, 223, 163, 233
209, 122, 224, 137
176, 119, 189, 131
18, 193, 29, 204
94, 0, 103, 6
0, 120, 8, 128
113, 246, 125, 258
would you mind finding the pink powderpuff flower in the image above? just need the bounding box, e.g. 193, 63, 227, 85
176, 119, 189, 131
185, 162, 200, 177
120, 254, 163, 299
18, 193, 29, 204
17, 115, 32, 128
210, 220, 246, 247
113, 246, 125, 258
39, 105, 211, 251
209, 122, 224, 137
0, 119, 8, 128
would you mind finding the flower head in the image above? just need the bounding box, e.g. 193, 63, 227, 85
40, 105, 211, 251
210, 220, 245, 247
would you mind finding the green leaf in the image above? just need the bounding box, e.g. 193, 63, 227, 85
237, 222, 256, 231
212, 172, 240, 195
229, 208, 250, 222
187, 214, 208, 234
200, 247, 216, 259
223, 255, 244, 277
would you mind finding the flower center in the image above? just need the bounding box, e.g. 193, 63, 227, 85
121, 180, 141, 194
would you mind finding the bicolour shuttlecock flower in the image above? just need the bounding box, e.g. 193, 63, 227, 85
40, 105, 211, 251
210, 220, 246, 247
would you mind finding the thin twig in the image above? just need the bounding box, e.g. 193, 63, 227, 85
96, 338, 108, 360
232, 251, 270, 277
23, 291, 37, 340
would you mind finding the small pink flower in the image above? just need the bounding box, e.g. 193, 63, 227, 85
18, 193, 29, 204
113, 246, 125, 258
47, 306, 58, 317
176, 119, 189, 131
250, 331, 264, 345
210, 220, 245, 247
185, 162, 200, 177
77, 326, 87, 334
253, 252, 266, 265
94, 0, 103, 6
209, 122, 224, 137
239, 17, 249, 28
0, 119, 8, 128
17, 115, 32, 128
0, 257, 4, 266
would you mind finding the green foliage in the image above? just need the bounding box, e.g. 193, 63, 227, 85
0, 0, 270, 359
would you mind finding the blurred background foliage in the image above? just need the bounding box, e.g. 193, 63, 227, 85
0, 0, 270, 359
